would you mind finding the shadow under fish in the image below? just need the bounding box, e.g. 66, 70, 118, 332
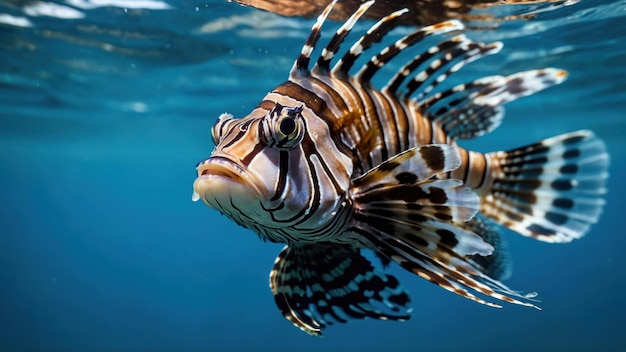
193, 0, 609, 336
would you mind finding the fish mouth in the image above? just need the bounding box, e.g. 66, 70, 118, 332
192, 156, 265, 208
197, 157, 247, 183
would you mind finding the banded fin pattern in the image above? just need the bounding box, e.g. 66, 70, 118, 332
403, 38, 501, 101
332, 6, 417, 77
313, 0, 378, 74
483, 130, 609, 242
354, 227, 537, 309
419, 69, 568, 140
352, 144, 481, 228
349, 146, 534, 309
270, 243, 411, 336
291, 0, 338, 77
355, 21, 467, 84
384, 34, 500, 96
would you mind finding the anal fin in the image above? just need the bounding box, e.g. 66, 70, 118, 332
465, 216, 512, 281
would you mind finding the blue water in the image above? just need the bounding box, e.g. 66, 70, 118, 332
1, 0, 625, 351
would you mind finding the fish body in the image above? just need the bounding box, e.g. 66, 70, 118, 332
193, 0, 609, 335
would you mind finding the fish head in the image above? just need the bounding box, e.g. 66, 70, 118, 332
193, 100, 353, 238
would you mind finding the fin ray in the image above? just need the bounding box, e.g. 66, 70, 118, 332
270, 243, 411, 336
290, 0, 337, 77
352, 144, 480, 225
313, 0, 374, 75
351, 226, 538, 309
421, 69, 568, 139
483, 130, 609, 242
356, 20, 464, 84
332, 8, 410, 77
349, 146, 537, 309
352, 144, 462, 189
405, 39, 502, 100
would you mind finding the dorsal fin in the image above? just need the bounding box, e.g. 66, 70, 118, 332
419, 76, 506, 139
331, 8, 408, 78
356, 20, 464, 84
289, 0, 337, 79
404, 39, 502, 100
419, 69, 568, 139
384, 33, 465, 95
312, 0, 374, 75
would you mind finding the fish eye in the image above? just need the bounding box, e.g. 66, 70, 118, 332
279, 117, 296, 135
264, 104, 305, 150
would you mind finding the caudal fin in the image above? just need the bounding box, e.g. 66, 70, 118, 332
482, 130, 609, 243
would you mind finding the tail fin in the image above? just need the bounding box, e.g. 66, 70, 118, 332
482, 130, 609, 243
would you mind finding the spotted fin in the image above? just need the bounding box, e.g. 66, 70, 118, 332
483, 130, 609, 242
270, 243, 411, 336
352, 144, 486, 255
350, 144, 536, 309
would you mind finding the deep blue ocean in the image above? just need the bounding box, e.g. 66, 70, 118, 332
1, 0, 625, 351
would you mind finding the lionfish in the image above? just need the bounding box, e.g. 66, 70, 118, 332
193, 0, 609, 335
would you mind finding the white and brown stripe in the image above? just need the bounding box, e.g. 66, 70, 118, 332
195, 0, 608, 334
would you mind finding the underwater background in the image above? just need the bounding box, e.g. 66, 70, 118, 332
1, 0, 625, 350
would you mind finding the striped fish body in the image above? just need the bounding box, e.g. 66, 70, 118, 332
193, 0, 609, 336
